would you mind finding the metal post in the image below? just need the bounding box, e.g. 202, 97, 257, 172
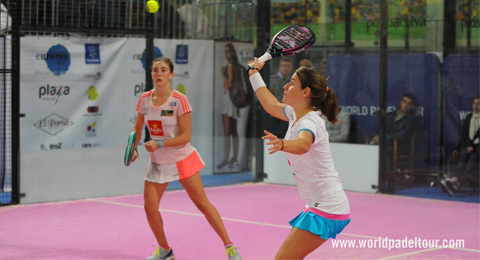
378, 0, 389, 193
254, 0, 270, 182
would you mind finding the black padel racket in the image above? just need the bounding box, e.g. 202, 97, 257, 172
257, 25, 316, 64
124, 132, 137, 166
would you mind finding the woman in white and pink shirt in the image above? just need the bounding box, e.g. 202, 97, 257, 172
131, 57, 241, 260
247, 58, 351, 259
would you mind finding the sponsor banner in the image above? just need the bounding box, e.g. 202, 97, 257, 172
20, 37, 214, 152
328, 54, 441, 167
442, 55, 480, 159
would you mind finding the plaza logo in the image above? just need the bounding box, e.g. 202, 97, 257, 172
33, 113, 74, 136
134, 83, 145, 96
38, 84, 70, 105
36, 44, 71, 76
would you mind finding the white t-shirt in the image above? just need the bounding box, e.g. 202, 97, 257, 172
283, 105, 350, 215
136, 90, 195, 164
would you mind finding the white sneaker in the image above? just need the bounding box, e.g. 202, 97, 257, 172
145, 247, 175, 260
226, 245, 242, 260
228, 161, 240, 171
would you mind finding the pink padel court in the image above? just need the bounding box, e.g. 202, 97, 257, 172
1, 183, 479, 260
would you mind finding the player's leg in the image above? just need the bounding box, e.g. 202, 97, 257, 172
144, 181, 170, 247
179, 172, 231, 244
275, 227, 327, 260
230, 117, 239, 164
219, 114, 231, 168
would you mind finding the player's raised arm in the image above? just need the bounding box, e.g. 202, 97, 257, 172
247, 58, 288, 121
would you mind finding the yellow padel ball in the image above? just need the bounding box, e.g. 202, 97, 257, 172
146, 0, 159, 13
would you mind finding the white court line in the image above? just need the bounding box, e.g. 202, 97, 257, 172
90, 198, 480, 255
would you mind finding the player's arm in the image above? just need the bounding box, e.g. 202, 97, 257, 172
263, 129, 312, 155
248, 58, 287, 121
226, 63, 233, 89
131, 112, 145, 161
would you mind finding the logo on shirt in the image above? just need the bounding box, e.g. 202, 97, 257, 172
161, 110, 174, 116
169, 102, 177, 106
147, 120, 164, 136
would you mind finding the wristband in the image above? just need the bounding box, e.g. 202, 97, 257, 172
247, 67, 260, 74
156, 140, 164, 149
249, 72, 266, 92
280, 139, 284, 150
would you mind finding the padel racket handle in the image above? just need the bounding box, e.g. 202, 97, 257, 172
258, 53, 272, 63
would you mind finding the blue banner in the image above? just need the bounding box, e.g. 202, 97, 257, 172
327, 54, 441, 167
442, 55, 480, 161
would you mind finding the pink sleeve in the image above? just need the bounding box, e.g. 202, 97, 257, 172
173, 92, 192, 116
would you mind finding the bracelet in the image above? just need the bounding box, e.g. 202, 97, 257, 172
156, 140, 164, 149
249, 72, 267, 92
247, 67, 260, 74
280, 139, 284, 150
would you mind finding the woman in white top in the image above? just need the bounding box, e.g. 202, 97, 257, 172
131, 57, 241, 260
247, 58, 351, 259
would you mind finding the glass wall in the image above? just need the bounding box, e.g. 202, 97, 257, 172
268, 0, 479, 199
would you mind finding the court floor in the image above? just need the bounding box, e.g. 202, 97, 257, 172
1, 182, 479, 260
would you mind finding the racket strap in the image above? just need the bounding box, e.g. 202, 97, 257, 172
249, 72, 266, 92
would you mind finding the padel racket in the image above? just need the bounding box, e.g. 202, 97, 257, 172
124, 132, 137, 166
256, 25, 316, 64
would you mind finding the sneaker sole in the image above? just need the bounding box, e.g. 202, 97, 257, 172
440, 181, 453, 197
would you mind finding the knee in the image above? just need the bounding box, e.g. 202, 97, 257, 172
144, 202, 159, 217
192, 200, 211, 214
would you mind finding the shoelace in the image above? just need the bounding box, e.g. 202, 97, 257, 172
153, 248, 169, 258
226, 246, 237, 257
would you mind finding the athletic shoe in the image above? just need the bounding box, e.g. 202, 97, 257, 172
217, 161, 229, 170
228, 161, 240, 171
226, 245, 242, 260
445, 178, 458, 191
440, 180, 454, 197
145, 247, 175, 260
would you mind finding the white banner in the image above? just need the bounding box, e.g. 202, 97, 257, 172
20, 37, 213, 155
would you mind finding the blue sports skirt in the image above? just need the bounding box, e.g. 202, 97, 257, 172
289, 209, 351, 240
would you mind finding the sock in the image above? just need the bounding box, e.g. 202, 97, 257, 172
225, 242, 233, 248
160, 244, 170, 250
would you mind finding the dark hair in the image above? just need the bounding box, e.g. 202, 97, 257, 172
151, 57, 174, 73
225, 43, 239, 64
280, 57, 292, 64
295, 66, 338, 123
402, 93, 418, 115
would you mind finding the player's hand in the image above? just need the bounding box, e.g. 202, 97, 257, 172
262, 130, 283, 154
132, 149, 139, 163
144, 141, 160, 152
451, 150, 459, 159
247, 58, 265, 75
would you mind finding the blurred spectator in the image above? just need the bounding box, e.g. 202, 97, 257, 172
268, 57, 293, 137
371, 93, 417, 193
441, 96, 480, 196
319, 59, 327, 78
0, 3, 11, 34
299, 59, 313, 68
177, 1, 212, 39
326, 108, 350, 143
